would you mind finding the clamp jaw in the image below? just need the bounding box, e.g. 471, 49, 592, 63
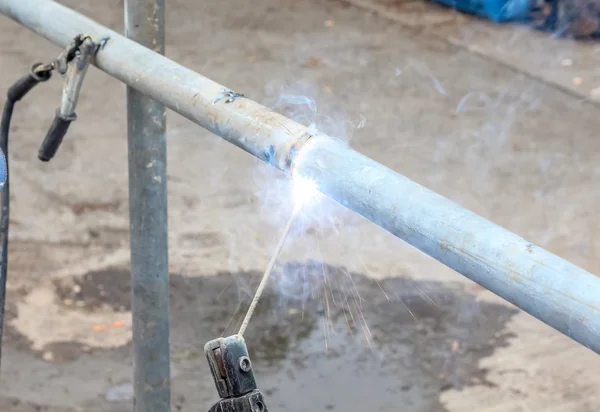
204, 335, 268, 412
38, 35, 97, 161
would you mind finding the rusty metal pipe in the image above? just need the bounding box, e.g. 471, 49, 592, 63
1, 0, 599, 354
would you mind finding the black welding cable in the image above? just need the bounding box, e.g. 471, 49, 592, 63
0, 98, 13, 360
0, 64, 52, 366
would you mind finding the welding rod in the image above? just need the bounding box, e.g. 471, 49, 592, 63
1, 0, 599, 354
239, 203, 301, 337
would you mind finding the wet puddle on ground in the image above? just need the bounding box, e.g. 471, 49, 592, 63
7, 262, 518, 412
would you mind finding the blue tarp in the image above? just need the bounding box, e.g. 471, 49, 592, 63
432, 0, 532, 22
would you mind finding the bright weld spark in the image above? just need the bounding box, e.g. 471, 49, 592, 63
292, 176, 319, 206
238, 176, 319, 337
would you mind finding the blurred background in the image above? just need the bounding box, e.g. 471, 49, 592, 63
0, 0, 599, 411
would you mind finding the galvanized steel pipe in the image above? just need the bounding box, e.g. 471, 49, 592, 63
1, 0, 599, 354
124, 1, 171, 411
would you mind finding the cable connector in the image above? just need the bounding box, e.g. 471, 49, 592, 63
7, 63, 52, 104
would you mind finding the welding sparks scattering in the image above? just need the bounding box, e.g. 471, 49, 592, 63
236, 173, 381, 350
238, 176, 319, 337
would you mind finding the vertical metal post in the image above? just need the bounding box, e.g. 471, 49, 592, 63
124, 1, 170, 412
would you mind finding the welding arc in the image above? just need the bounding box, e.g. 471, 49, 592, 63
238, 202, 301, 337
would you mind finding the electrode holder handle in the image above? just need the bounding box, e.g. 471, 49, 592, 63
205, 335, 268, 412
38, 110, 76, 161
208, 389, 267, 412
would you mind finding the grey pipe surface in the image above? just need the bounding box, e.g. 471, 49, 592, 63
1, 0, 599, 354
124, 1, 171, 412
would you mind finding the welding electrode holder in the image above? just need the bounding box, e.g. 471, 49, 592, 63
38, 34, 97, 162
204, 335, 268, 412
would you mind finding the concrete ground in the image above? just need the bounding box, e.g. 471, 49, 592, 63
1, 0, 600, 411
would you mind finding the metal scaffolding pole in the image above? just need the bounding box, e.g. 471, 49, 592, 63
124, 0, 170, 411
1, 0, 599, 355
